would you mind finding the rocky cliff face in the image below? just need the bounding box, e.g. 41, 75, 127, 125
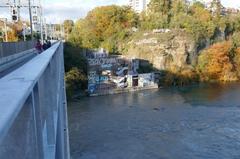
123, 30, 198, 71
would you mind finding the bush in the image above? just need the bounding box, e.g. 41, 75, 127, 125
197, 41, 239, 82
65, 68, 87, 98
64, 42, 87, 73
64, 42, 88, 99
161, 66, 199, 86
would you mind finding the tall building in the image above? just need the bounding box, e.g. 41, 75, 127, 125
129, 0, 150, 13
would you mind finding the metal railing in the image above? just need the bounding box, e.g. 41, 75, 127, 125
0, 41, 36, 58
0, 42, 70, 159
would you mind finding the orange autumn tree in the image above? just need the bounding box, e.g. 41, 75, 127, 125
197, 41, 238, 82
234, 47, 240, 77
7, 30, 18, 42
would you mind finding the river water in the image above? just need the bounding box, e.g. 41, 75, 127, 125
68, 83, 240, 159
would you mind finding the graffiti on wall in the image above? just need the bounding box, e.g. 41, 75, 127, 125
138, 73, 155, 87
88, 84, 96, 94
88, 58, 117, 66
101, 64, 112, 69
88, 71, 109, 84
98, 76, 109, 82
88, 71, 97, 84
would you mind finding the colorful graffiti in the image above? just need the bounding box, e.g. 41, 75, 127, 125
88, 84, 96, 94
87, 55, 158, 95
88, 71, 109, 85
88, 71, 97, 84
88, 58, 117, 66
138, 73, 155, 87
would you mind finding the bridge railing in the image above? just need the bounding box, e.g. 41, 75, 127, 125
0, 42, 70, 159
0, 40, 36, 59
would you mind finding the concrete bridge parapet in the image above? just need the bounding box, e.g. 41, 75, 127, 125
0, 42, 70, 159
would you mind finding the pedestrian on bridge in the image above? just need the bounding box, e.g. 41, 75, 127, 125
42, 40, 52, 51
35, 40, 43, 54
43, 41, 48, 51
47, 40, 52, 48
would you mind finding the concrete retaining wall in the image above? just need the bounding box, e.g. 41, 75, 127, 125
0, 41, 36, 59
90, 85, 159, 96
0, 49, 37, 73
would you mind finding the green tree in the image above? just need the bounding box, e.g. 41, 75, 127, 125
65, 67, 87, 98
148, 0, 172, 15
171, 0, 188, 16
145, 0, 172, 29
170, 0, 189, 29
63, 19, 74, 40
210, 0, 222, 18
64, 42, 88, 98
170, 1, 216, 42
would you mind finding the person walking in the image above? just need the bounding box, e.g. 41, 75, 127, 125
35, 40, 43, 54
42, 40, 48, 50
47, 40, 51, 48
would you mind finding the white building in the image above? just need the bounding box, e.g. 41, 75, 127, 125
129, 0, 150, 13
199, 0, 213, 7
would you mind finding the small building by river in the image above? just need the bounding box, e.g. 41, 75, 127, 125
87, 49, 158, 96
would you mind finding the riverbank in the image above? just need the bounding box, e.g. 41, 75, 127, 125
69, 81, 240, 100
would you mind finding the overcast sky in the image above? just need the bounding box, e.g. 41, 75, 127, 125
0, 0, 240, 23
43, 0, 129, 23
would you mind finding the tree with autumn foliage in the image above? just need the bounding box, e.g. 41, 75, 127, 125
197, 41, 240, 82
63, 20, 74, 40
69, 5, 139, 53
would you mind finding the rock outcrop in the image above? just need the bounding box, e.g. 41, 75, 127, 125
123, 30, 198, 71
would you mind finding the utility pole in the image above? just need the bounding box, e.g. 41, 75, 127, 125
17, 0, 21, 21
23, 23, 26, 41
39, 0, 43, 43
50, 24, 53, 40
45, 18, 48, 40
28, 0, 33, 40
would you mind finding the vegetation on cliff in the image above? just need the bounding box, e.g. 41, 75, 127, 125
69, 5, 139, 54
197, 40, 240, 82
68, 0, 240, 52
64, 43, 88, 98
